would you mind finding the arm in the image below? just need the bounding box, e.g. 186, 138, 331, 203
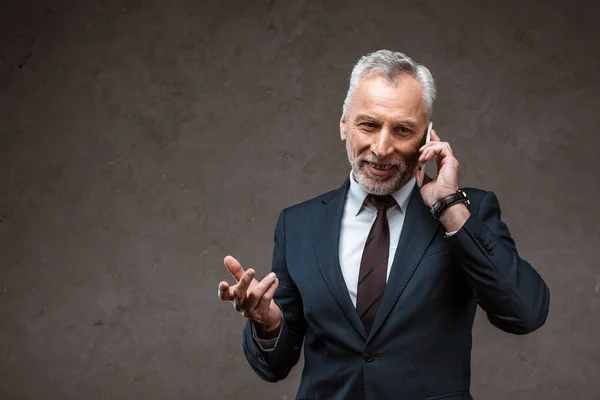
417, 130, 549, 334
446, 191, 550, 334
242, 209, 307, 382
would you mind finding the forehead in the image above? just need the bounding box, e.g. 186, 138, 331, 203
350, 73, 425, 121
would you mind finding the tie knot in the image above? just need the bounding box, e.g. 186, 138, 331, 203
367, 194, 396, 211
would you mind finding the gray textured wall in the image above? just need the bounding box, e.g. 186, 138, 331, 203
1, 0, 599, 399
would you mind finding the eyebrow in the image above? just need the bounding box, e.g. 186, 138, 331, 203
354, 114, 379, 123
354, 114, 418, 129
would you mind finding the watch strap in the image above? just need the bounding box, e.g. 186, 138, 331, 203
430, 190, 470, 220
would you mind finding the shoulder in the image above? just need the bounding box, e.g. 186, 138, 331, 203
282, 186, 341, 217
277, 176, 349, 222
271, 186, 343, 234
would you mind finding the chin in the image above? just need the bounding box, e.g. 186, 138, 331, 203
355, 165, 405, 196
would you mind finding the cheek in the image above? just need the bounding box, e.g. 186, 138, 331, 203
400, 142, 421, 162
348, 132, 370, 154
400, 138, 421, 155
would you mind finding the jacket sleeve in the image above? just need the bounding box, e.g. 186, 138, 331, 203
446, 191, 550, 334
242, 209, 307, 382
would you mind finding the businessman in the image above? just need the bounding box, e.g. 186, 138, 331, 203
218, 50, 550, 399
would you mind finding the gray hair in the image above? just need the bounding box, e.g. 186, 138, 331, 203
342, 50, 437, 121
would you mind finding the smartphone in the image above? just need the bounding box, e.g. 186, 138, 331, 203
417, 122, 433, 188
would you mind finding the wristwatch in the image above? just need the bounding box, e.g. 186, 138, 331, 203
430, 190, 470, 220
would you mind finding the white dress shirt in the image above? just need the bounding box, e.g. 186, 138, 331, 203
339, 172, 415, 307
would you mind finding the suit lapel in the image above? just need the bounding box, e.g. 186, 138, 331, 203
312, 178, 368, 340
368, 184, 441, 340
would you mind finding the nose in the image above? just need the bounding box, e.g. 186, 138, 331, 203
371, 129, 394, 159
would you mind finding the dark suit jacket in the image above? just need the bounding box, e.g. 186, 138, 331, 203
243, 178, 550, 400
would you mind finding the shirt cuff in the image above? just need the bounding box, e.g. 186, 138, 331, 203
251, 320, 280, 352
445, 230, 458, 237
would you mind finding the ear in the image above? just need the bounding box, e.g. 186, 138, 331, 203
340, 116, 347, 140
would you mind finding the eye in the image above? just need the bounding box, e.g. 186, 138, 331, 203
395, 126, 413, 135
359, 122, 379, 131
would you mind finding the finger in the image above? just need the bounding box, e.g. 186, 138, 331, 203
249, 278, 280, 323
421, 140, 446, 152
419, 142, 453, 163
233, 268, 255, 302
236, 268, 255, 293
224, 255, 245, 282
218, 281, 234, 301
419, 146, 437, 163
261, 277, 279, 304
430, 129, 441, 142
419, 133, 442, 152
245, 272, 277, 311
425, 144, 457, 173
255, 278, 279, 313
436, 153, 444, 173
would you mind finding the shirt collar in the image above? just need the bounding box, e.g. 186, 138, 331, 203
347, 170, 416, 216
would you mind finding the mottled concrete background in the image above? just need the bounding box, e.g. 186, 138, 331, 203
1, 0, 599, 399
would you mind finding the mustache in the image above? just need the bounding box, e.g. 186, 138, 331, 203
357, 156, 403, 165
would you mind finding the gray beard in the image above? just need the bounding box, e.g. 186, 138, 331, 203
348, 151, 418, 196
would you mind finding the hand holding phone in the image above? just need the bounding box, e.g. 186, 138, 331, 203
417, 122, 433, 188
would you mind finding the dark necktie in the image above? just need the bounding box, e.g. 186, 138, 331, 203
356, 194, 396, 334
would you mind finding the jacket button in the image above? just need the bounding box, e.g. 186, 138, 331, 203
363, 351, 374, 362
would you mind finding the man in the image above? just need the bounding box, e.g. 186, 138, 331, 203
218, 50, 550, 399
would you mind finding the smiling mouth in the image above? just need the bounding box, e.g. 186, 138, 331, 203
366, 162, 396, 170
